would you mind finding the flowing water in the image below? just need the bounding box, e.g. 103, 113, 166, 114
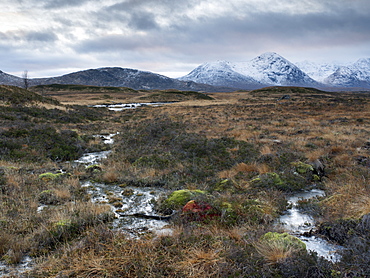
276, 189, 343, 262
93, 102, 170, 111
82, 181, 170, 236
75, 132, 171, 236
1, 133, 344, 276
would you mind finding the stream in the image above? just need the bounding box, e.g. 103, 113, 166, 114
276, 189, 344, 262
74, 132, 171, 236
0, 133, 169, 277
1, 133, 344, 276
92, 102, 170, 111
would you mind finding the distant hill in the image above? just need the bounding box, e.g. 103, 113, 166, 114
0, 68, 233, 92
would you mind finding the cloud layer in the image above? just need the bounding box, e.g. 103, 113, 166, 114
1, 0, 369, 77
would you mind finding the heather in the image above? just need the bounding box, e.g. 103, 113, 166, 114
1, 85, 369, 277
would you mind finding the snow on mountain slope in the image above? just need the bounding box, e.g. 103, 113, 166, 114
323, 58, 370, 88
180, 52, 320, 88
178, 60, 264, 89
231, 52, 319, 86
351, 58, 370, 82
295, 61, 341, 82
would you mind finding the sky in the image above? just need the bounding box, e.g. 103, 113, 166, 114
1, 0, 370, 78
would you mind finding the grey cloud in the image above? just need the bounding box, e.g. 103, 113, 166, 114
0, 30, 58, 43
25, 31, 58, 42
128, 12, 159, 30
1, 0, 369, 77
76, 34, 160, 53
43, 0, 91, 9
73, 3, 370, 61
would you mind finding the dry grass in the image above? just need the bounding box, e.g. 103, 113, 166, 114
102, 170, 120, 183
254, 239, 296, 264
176, 248, 225, 278
322, 171, 370, 219
2, 87, 370, 276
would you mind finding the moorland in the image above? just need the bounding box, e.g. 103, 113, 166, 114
0, 84, 369, 277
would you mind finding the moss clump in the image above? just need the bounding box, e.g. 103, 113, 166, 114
260, 232, 306, 251
291, 162, 314, 175
250, 172, 284, 189
54, 219, 72, 228
39, 172, 64, 181
164, 189, 206, 210
255, 232, 307, 264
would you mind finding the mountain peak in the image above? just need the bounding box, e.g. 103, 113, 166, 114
180, 52, 320, 88
257, 52, 281, 58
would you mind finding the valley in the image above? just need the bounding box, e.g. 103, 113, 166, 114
0, 84, 369, 277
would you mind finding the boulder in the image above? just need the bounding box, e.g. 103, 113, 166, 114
309, 159, 325, 178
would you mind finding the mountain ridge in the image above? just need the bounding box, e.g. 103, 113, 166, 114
1, 52, 369, 91
0, 67, 234, 92
180, 52, 370, 89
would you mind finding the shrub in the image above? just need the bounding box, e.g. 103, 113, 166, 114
0, 124, 86, 162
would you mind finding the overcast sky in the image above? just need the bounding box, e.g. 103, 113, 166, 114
1, 0, 369, 78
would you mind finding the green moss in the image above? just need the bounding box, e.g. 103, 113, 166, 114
260, 232, 306, 251
220, 202, 233, 212
250, 172, 284, 189
54, 219, 72, 227
291, 162, 314, 175
39, 172, 63, 181
164, 189, 206, 209
214, 179, 230, 191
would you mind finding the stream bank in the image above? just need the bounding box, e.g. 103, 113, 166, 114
276, 189, 344, 262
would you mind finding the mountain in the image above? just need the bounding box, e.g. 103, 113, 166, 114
178, 61, 264, 89
0, 68, 233, 92
322, 59, 370, 88
297, 58, 370, 88
295, 61, 341, 82
180, 52, 321, 89
1, 53, 369, 91
0, 70, 23, 86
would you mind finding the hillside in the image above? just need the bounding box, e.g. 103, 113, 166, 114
0, 85, 59, 106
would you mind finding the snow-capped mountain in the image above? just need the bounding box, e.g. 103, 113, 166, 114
180, 52, 321, 89
322, 58, 370, 88
295, 61, 341, 82
178, 60, 264, 89
1, 53, 369, 91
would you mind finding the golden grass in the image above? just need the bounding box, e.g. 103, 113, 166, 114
102, 170, 120, 183
177, 248, 225, 278
254, 239, 295, 264
1, 87, 370, 276
322, 173, 370, 219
